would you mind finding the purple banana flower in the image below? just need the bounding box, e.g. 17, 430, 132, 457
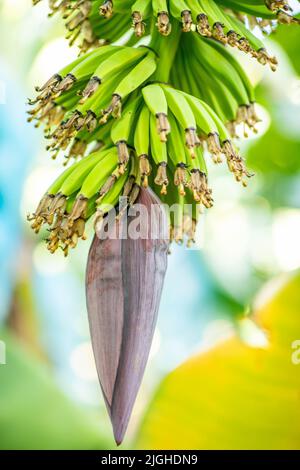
86, 188, 169, 444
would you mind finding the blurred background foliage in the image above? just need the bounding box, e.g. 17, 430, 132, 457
0, 0, 299, 450
137, 272, 300, 449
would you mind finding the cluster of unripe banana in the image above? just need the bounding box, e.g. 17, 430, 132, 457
28, 0, 299, 255
32, 1, 299, 55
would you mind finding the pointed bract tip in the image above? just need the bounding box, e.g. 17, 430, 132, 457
115, 437, 123, 447
113, 423, 125, 446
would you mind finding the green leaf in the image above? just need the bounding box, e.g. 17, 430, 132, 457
272, 25, 300, 75
0, 329, 112, 450
247, 127, 300, 175
136, 273, 300, 450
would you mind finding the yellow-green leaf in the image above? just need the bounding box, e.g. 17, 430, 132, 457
136, 272, 300, 450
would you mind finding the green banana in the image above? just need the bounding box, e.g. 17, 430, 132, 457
47, 159, 83, 195
183, 93, 219, 136
110, 96, 142, 171
101, 50, 157, 122
134, 104, 150, 157
170, 0, 193, 31
95, 169, 129, 217
91, 47, 147, 83
167, 113, 189, 195
79, 149, 119, 198
114, 50, 157, 99
131, 0, 152, 36
152, 0, 172, 35
60, 149, 106, 196
162, 85, 200, 158
150, 112, 168, 193
142, 83, 170, 141
134, 104, 151, 186
69, 46, 121, 79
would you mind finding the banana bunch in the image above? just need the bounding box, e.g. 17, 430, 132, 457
113, 82, 251, 188
29, 79, 252, 249
33, 1, 299, 57
170, 34, 259, 138
28, 45, 157, 161
28, 1, 299, 252
27, 146, 133, 255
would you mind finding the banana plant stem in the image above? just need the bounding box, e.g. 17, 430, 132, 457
149, 20, 182, 83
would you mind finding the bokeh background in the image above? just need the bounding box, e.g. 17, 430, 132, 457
0, 0, 300, 450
